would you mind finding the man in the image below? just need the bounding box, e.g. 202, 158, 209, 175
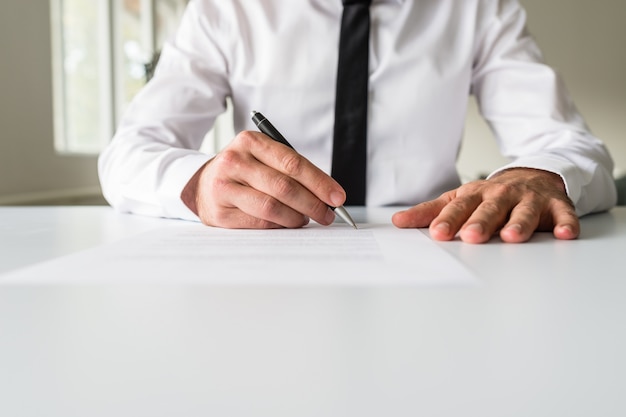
98, 0, 617, 243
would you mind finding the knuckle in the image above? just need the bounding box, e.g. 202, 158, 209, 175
489, 182, 515, 197
280, 152, 304, 176
210, 177, 233, 196
479, 200, 503, 216
233, 130, 257, 148
454, 180, 484, 197
214, 148, 242, 169
447, 195, 475, 213
272, 175, 298, 199
258, 195, 283, 219
439, 190, 457, 202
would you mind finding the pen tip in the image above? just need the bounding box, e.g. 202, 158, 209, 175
250, 110, 257, 116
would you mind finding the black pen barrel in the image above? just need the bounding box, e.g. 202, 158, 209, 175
251, 111, 294, 149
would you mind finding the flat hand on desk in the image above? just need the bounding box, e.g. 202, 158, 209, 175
392, 168, 579, 244
181, 131, 346, 229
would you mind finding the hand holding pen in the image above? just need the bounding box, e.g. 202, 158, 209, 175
251, 111, 357, 228
181, 111, 355, 229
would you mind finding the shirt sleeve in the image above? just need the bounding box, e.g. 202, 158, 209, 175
98, 0, 230, 221
472, 0, 617, 216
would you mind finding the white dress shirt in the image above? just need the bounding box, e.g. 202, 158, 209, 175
98, 0, 617, 221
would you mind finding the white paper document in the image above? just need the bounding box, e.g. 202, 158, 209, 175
2, 221, 477, 286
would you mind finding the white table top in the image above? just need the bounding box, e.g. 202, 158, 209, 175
1, 206, 625, 416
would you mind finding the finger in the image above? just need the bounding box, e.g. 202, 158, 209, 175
460, 199, 513, 244
198, 177, 309, 229
392, 196, 451, 229
202, 206, 286, 229
239, 131, 346, 208
499, 201, 542, 243
228, 151, 336, 226
429, 192, 482, 241
225, 182, 312, 229
551, 200, 579, 240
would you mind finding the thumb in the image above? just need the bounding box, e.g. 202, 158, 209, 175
392, 197, 449, 229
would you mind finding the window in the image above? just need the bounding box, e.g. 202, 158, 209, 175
51, 0, 188, 154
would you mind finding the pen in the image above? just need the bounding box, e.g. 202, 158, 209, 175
251, 110, 358, 229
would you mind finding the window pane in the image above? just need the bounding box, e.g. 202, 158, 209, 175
114, 0, 187, 118
52, 0, 189, 154
55, 0, 112, 153
114, 0, 149, 119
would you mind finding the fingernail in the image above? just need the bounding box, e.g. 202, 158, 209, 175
505, 224, 522, 234
558, 224, 575, 236
325, 208, 336, 224
330, 191, 345, 208
435, 222, 450, 235
465, 223, 484, 235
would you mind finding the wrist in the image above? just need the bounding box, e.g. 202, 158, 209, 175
181, 161, 209, 216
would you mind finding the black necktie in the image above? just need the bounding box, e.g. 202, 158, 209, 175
331, 0, 371, 206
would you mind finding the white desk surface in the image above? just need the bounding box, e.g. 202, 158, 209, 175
1, 206, 625, 417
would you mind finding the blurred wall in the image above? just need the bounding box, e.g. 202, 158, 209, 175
0, 0, 101, 204
0, 0, 623, 204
